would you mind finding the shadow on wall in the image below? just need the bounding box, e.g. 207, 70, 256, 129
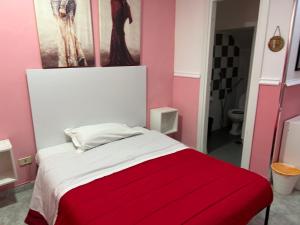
174, 115, 183, 144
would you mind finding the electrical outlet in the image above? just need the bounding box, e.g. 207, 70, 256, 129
18, 156, 33, 167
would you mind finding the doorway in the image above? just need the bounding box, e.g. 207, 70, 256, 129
198, 0, 265, 167
207, 27, 255, 166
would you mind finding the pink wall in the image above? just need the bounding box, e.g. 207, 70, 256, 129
249, 85, 281, 178
272, 84, 300, 162
0, 0, 175, 188
171, 77, 290, 178
173, 77, 200, 148
171, 78, 285, 178
0, 1, 41, 187
141, 0, 175, 124
280, 84, 300, 132
250, 84, 300, 178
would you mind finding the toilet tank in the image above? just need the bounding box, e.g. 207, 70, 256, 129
279, 115, 300, 168
238, 94, 246, 109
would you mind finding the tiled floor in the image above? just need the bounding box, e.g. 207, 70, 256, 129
207, 127, 243, 167
205, 128, 300, 224
0, 186, 33, 225
248, 190, 300, 225
0, 185, 299, 225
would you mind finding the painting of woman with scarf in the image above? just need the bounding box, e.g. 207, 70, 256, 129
34, 0, 95, 68
100, 0, 141, 67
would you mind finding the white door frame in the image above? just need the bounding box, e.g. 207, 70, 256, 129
197, 0, 271, 169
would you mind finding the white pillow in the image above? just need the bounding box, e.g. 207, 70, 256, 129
64, 123, 143, 151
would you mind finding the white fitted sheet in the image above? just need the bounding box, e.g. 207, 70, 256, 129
35, 142, 76, 165
30, 128, 187, 225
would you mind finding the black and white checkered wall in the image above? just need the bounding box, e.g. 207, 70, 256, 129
211, 33, 240, 100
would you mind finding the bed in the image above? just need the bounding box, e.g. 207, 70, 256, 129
25, 67, 273, 225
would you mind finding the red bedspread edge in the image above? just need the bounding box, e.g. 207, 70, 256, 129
25, 149, 273, 225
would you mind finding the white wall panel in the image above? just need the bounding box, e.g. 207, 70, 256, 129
174, 0, 207, 77
260, 0, 294, 83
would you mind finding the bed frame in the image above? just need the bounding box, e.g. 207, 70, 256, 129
26, 66, 271, 224
26, 66, 147, 150
264, 205, 270, 225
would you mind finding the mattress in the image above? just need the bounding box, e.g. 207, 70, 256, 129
25, 129, 273, 225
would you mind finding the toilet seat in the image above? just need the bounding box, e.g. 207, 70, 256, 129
227, 94, 246, 136
228, 109, 244, 135
228, 109, 244, 121
231, 110, 244, 115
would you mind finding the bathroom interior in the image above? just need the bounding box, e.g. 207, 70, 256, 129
207, 0, 260, 166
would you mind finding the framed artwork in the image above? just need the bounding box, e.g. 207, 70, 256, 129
34, 0, 95, 68
99, 0, 141, 67
295, 41, 300, 71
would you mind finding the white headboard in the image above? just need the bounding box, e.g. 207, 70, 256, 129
27, 66, 147, 150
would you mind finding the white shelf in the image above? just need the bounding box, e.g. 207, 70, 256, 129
152, 107, 178, 113
0, 139, 17, 187
0, 139, 12, 153
0, 171, 17, 186
150, 107, 179, 134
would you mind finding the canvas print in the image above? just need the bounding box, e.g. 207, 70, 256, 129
34, 0, 95, 68
100, 0, 141, 67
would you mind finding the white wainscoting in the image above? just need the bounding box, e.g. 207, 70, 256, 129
286, 78, 300, 86
174, 71, 201, 78
259, 77, 281, 85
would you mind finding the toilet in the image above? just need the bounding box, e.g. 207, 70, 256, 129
228, 94, 246, 136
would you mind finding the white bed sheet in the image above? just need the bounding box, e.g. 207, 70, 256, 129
30, 128, 187, 225
35, 142, 76, 165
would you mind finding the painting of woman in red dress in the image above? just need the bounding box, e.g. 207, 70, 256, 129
100, 0, 141, 67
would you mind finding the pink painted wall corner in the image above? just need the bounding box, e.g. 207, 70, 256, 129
172, 76, 200, 148
0, 0, 176, 188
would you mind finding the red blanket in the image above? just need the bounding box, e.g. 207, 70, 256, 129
25, 149, 273, 225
